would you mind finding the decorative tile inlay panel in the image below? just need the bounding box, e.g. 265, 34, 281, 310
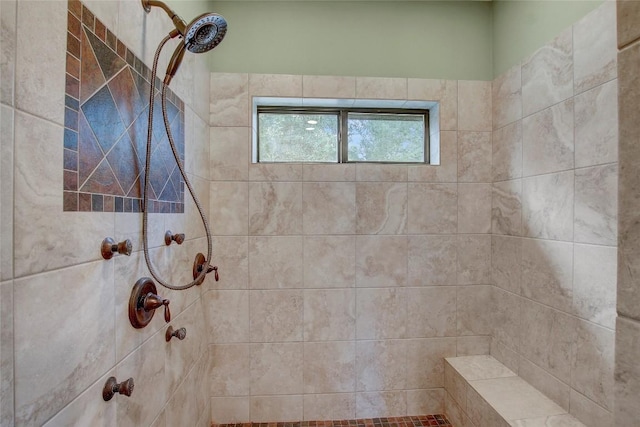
63, 0, 185, 212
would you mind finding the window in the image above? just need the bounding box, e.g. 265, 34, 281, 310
255, 105, 430, 164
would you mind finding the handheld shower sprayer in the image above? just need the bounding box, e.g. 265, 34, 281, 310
140, 0, 227, 291
142, 0, 227, 85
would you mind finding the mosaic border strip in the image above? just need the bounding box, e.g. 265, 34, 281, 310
63, 0, 185, 213
213, 415, 452, 427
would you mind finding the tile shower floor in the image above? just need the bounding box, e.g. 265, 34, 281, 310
213, 415, 452, 427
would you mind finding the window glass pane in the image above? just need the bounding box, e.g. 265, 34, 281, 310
258, 112, 338, 162
347, 113, 425, 162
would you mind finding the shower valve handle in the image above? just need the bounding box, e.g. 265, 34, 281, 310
142, 293, 171, 323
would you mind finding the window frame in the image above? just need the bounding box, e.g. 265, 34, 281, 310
256, 106, 430, 164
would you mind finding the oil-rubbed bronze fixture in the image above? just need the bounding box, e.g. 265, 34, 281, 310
164, 231, 185, 246
103, 377, 134, 401
166, 326, 187, 342
193, 252, 218, 285
129, 277, 171, 329
101, 237, 132, 260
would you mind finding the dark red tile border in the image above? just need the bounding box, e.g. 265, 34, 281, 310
213, 415, 452, 427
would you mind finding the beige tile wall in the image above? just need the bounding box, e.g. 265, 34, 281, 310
0, 0, 213, 425
208, 73, 494, 422
490, 3, 618, 427
615, 1, 640, 426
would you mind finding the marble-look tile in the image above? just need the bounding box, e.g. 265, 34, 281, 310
466, 383, 512, 427
210, 181, 249, 235
356, 77, 407, 99
492, 235, 522, 294
407, 183, 457, 234
209, 344, 250, 396
356, 288, 406, 339
249, 74, 303, 97
356, 340, 407, 391
304, 288, 355, 341
406, 287, 457, 338
490, 338, 521, 375
574, 79, 618, 168
250, 395, 304, 422
249, 236, 303, 289
492, 179, 522, 236
14, 261, 114, 427
519, 302, 577, 384
458, 131, 492, 182
618, 40, 640, 168
470, 376, 566, 421
445, 391, 472, 427
166, 300, 206, 393
457, 235, 491, 285
492, 120, 523, 181
404, 338, 456, 390
303, 393, 357, 420
573, 2, 617, 94
456, 336, 491, 356
204, 290, 249, 343
211, 397, 250, 423
249, 163, 303, 181
572, 321, 615, 411
303, 182, 356, 234
573, 244, 617, 329
355, 164, 407, 182
207, 236, 249, 290
457, 285, 492, 336
445, 361, 469, 410
303, 236, 355, 288
356, 391, 407, 418
407, 79, 457, 130
304, 341, 356, 393
569, 390, 613, 427
447, 355, 516, 382
116, 330, 166, 427
251, 342, 303, 395
617, 0, 640, 48
518, 357, 571, 411
210, 73, 249, 126
0, 0, 15, 105
493, 288, 523, 352
615, 316, 640, 426
355, 235, 407, 288
249, 289, 303, 342
210, 127, 250, 181
0, 281, 13, 427
408, 235, 457, 287
522, 28, 573, 116
406, 389, 445, 415
14, 111, 113, 276
493, 64, 522, 130
356, 182, 407, 234
521, 238, 574, 312
574, 163, 618, 246
510, 414, 586, 427
185, 108, 210, 180
42, 369, 116, 427
249, 182, 303, 235
303, 163, 356, 182
458, 80, 492, 132
458, 183, 491, 234
166, 372, 199, 427
408, 131, 458, 183
303, 75, 356, 99
183, 174, 211, 241
1, 106, 13, 280
522, 100, 574, 177
522, 171, 574, 241
15, 0, 66, 124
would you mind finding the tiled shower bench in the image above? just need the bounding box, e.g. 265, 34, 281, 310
444, 355, 586, 427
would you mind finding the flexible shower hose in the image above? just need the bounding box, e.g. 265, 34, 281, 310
141, 34, 213, 290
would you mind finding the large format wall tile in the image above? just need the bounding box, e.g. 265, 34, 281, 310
14, 261, 115, 426
457, 235, 491, 285
406, 287, 457, 338
303, 182, 356, 234
573, 1, 617, 94
204, 290, 250, 343
458, 80, 492, 132
408, 235, 457, 287
304, 288, 356, 341
355, 391, 406, 418
458, 183, 491, 234
210, 182, 249, 235
303, 236, 355, 288
491, 235, 522, 295
492, 179, 522, 236
250, 74, 303, 97
249, 236, 303, 289
250, 395, 304, 422
408, 131, 457, 182
303, 75, 356, 99
492, 64, 522, 130
250, 343, 304, 395
249, 182, 303, 235
522, 171, 574, 241
356, 288, 407, 339
407, 79, 457, 131
457, 285, 492, 336
492, 120, 522, 182
408, 183, 457, 233
1, 106, 14, 280
617, 0, 640, 48
0, 281, 13, 427
210, 73, 249, 127
209, 344, 251, 397
0, 0, 15, 106
573, 244, 617, 329
615, 317, 640, 425
574, 163, 618, 246
303, 394, 356, 420
405, 338, 456, 389
356, 340, 407, 392
569, 389, 613, 427
518, 358, 571, 412
356, 77, 407, 99
522, 100, 574, 177
249, 290, 303, 342
457, 131, 492, 182
522, 28, 573, 116
210, 127, 250, 181
303, 341, 356, 393
355, 236, 407, 288
356, 182, 407, 235
492, 288, 523, 353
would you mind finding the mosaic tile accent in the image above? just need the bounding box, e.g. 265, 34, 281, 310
213, 415, 452, 427
63, 0, 185, 213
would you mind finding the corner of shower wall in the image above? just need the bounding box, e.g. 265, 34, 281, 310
490, 2, 618, 426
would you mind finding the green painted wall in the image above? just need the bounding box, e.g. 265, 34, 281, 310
167, 1, 605, 81
205, 1, 494, 81
493, 0, 603, 77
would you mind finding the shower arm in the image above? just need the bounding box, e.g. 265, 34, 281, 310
141, 0, 187, 36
